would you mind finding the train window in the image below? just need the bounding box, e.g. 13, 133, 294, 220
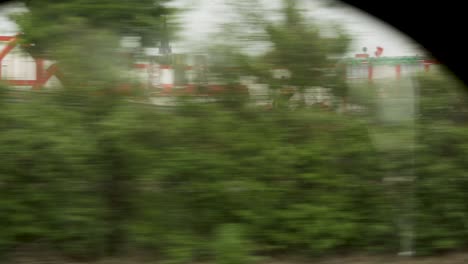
0, 0, 466, 263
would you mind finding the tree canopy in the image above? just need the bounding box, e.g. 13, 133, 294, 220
12, 0, 174, 58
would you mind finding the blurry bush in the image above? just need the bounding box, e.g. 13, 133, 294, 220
2, 62, 468, 262
0, 89, 390, 260
213, 224, 255, 264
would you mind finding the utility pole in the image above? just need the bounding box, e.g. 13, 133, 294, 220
159, 16, 172, 63
369, 76, 418, 257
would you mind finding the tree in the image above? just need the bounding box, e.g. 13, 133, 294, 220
10, 0, 176, 92
4, 0, 177, 257
12, 0, 175, 57
205, 0, 351, 109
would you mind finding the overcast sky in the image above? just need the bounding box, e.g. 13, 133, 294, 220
169, 0, 425, 56
0, 2, 23, 35
0, 0, 425, 57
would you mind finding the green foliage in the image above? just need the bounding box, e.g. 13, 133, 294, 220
206, 0, 351, 108
12, 0, 175, 57
409, 71, 468, 254
0, 88, 389, 260
0, 91, 106, 259
3, 0, 468, 261
11, 0, 177, 93
2, 68, 468, 261
213, 224, 254, 264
